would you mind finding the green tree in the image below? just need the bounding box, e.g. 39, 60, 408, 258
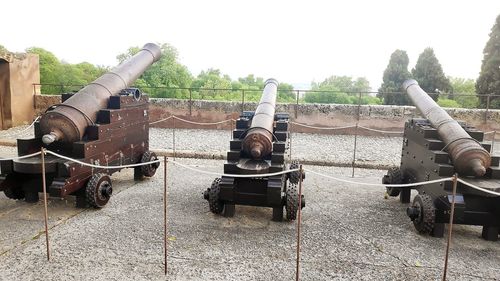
26, 47, 61, 90
277, 82, 295, 102
476, 14, 500, 108
411, 47, 452, 101
378, 50, 412, 105
437, 98, 460, 108
0, 44, 7, 53
449, 77, 479, 108
306, 75, 376, 104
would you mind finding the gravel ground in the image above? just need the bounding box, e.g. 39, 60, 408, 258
0, 160, 499, 280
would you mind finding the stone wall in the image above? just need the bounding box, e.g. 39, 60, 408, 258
34, 95, 500, 135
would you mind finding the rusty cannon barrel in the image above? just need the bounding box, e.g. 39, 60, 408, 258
403, 79, 491, 177
242, 78, 279, 159
40, 43, 162, 145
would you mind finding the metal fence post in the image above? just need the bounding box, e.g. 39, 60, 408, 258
188, 89, 192, 116
352, 92, 362, 177
295, 90, 299, 119
485, 95, 491, 124
241, 90, 245, 113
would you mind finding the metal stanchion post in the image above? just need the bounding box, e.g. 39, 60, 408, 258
295, 165, 304, 281
352, 123, 358, 178
41, 147, 50, 261
163, 156, 168, 275
172, 117, 176, 160
442, 174, 458, 281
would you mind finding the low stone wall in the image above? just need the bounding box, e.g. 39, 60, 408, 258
34, 95, 500, 136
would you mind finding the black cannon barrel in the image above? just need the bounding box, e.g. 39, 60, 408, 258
242, 78, 279, 159
40, 43, 162, 145
403, 79, 491, 177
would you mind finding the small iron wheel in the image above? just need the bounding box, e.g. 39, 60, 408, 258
207, 178, 224, 214
288, 160, 305, 184
140, 151, 160, 177
286, 182, 300, 221
409, 193, 435, 234
85, 173, 113, 208
383, 167, 403, 196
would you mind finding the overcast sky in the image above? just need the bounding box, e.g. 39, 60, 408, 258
2, 0, 499, 90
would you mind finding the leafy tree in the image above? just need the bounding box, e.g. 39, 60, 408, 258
411, 48, 452, 101
476, 14, 500, 108
0, 44, 7, 53
437, 98, 460, 108
277, 82, 295, 102
449, 77, 479, 108
311, 75, 370, 93
305, 75, 377, 105
378, 50, 412, 105
26, 47, 61, 89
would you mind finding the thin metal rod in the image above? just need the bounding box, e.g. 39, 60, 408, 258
352, 92, 362, 178
351, 123, 358, 178
442, 174, 458, 281
172, 117, 176, 160
41, 147, 50, 261
295, 165, 304, 281
163, 156, 168, 275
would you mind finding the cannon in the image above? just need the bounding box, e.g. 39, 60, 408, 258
0, 43, 162, 208
383, 79, 500, 240
203, 79, 305, 221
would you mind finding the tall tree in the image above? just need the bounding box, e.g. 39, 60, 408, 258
476, 14, 500, 108
449, 77, 479, 108
378, 50, 412, 105
411, 47, 452, 101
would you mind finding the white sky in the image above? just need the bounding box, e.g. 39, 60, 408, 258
2, 0, 499, 90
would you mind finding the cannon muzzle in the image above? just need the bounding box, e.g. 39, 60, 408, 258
40, 43, 162, 144
403, 79, 491, 177
242, 78, 279, 159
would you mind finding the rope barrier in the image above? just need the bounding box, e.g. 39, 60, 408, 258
1, 148, 499, 197
0, 117, 40, 137
172, 116, 235, 126
168, 159, 298, 178
45, 150, 161, 169
457, 178, 500, 197
149, 116, 173, 125
0, 151, 42, 161
357, 126, 403, 134
304, 168, 453, 187
290, 122, 356, 131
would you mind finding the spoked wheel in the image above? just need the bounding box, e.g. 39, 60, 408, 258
206, 178, 224, 214
407, 193, 435, 234
140, 151, 160, 177
383, 167, 403, 197
85, 173, 113, 208
288, 161, 305, 184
